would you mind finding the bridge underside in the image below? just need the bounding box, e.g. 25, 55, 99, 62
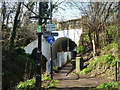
52, 37, 77, 60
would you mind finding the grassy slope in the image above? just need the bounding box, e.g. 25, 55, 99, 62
81, 42, 120, 80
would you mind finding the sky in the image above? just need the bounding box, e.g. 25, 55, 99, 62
0, 3, 1, 8
52, 2, 82, 22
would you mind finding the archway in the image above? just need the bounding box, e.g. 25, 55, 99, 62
52, 37, 77, 67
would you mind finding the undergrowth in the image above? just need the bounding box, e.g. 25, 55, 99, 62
81, 42, 120, 78
17, 73, 59, 89
97, 81, 120, 89
2, 47, 37, 89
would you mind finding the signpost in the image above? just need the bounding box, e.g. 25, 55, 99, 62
37, 25, 41, 33
47, 35, 55, 79
47, 36, 55, 44
43, 32, 58, 37
23, 1, 54, 90
46, 23, 56, 31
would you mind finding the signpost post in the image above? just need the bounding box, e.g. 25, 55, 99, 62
47, 36, 55, 79
22, 1, 54, 90
36, 2, 42, 90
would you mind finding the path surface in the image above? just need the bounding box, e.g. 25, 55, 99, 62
53, 62, 113, 90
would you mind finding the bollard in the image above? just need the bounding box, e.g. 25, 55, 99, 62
76, 57, 84, 73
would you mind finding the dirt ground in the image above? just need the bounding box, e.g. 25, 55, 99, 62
53, 62, 114, 90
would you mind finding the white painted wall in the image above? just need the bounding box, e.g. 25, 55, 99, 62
24, 36, 50, 60
53, 28, 82, 46
24, 28, 82, 60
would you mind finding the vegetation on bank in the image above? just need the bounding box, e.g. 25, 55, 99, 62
96, 81, 120, 89
77, 23, 120, 81
80, 41, 120, 80
17, 74, 59, 89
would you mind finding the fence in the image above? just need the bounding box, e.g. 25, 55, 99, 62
57, 51, 76, 67
115, 61, 120, 81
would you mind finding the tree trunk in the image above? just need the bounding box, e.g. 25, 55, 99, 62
96, 31, 99, 47
1, 2, 6, 30
10, 2, 21, 48
88, 29, 93, 50
118, 1, 120, 44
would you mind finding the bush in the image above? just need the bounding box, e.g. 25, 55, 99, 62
2, 47, 37, 89
77, 46, 86, 53
30, 48, 47, 70
106, 54, 115, 65
53, 67, 58, 73
82, 67, 92, 75
17, 77, 36, 89
97, 81, 120, 89
17, 74, 59, 89
88, 54, 116, 68
102, 42, 119, 55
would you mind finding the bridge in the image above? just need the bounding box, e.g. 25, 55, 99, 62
24, 28, 82, 68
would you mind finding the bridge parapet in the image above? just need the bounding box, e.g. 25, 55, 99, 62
54, 18, 82, 31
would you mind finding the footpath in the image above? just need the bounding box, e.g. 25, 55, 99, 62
53, 62, 113, 90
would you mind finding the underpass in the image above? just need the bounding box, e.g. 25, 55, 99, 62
24, 28, 82, 69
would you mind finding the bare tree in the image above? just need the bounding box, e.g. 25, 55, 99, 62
68, 2, 119, 55
10, 2, 21, 48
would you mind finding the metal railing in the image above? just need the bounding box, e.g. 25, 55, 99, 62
115, 61, 120, 81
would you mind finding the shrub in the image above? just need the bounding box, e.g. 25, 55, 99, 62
2, 47, 36, 89
53, 67, 58, 73
17, 74, 59, 89
88, 54, 116, 67
17, 77, 36, 89
82, 67, 92, 75
77, 46, 86, 53
106, 54, 115, 65
97, 81, 120, 89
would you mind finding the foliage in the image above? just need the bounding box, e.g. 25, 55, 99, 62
97, 81, 120, 89
84, 34, 90, 42
30, 48, 47, 70
2, 47, 37, 89
106, 54, 115, 64
107, 25, 116, 35
53, 67, 58, 73
17, 74, 59, 89
88, 54, 117, 69
103, 42, 119, 54
47, 80, 59, 88
2, 47, 36, 76
17, 77, 36, 89
81, 67, 92, 75
77, 46, 86, 53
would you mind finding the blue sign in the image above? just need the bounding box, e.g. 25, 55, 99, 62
47, 36, 55, 44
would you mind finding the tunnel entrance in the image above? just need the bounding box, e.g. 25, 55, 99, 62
52, 37, 77, 67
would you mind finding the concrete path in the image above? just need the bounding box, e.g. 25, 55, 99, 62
53, 62, 113, 90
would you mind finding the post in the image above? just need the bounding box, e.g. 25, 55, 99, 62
50, 2, 53, 79
50, 43, 53, 79
76, 57, 84, 73
67, 23, 70, 51
36, 2, 42, 90
67, 23, 70, 61
116, 61, 117, 81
